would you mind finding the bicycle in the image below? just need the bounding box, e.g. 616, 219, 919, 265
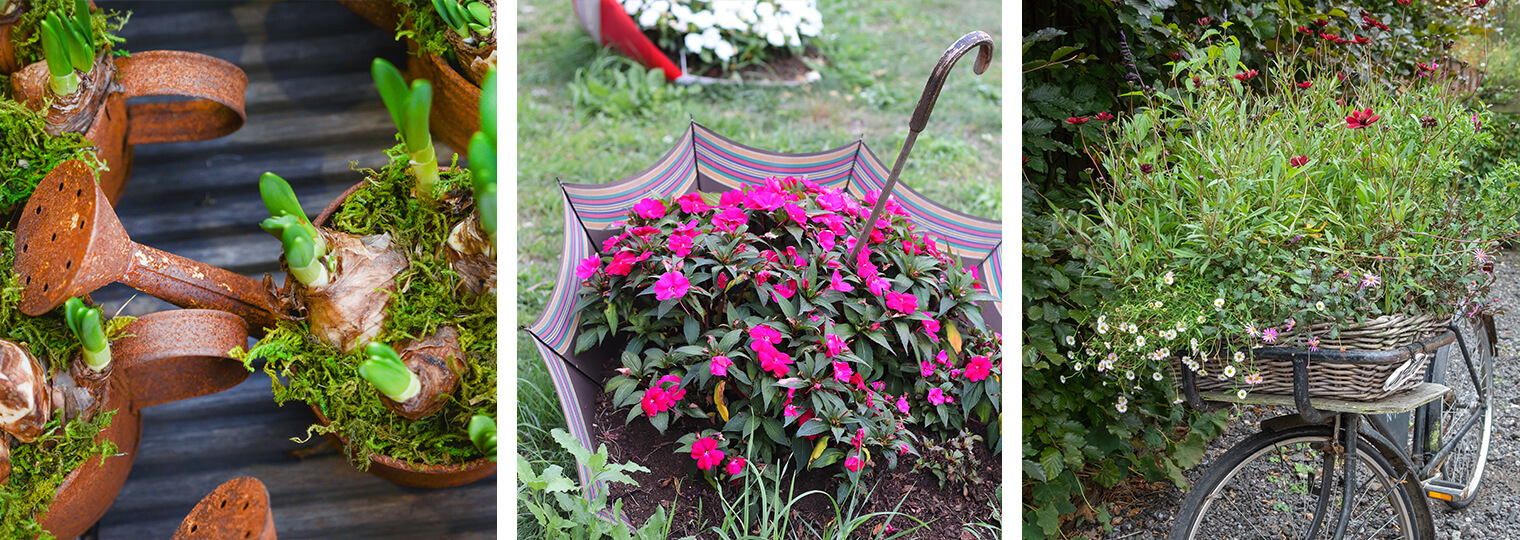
1168, 313, 1495, 540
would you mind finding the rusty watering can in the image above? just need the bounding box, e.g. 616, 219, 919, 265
13, 160, 282, 333
11, 49, 246, 204
173, 477, 277, 540
37, 308, 250, 538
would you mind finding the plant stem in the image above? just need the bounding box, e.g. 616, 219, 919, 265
49, 72, 79, 97
410, 144, 440, 199
82, 345, 109, 372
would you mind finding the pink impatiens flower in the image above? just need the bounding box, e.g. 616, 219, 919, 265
818, 230, 836, 252
605, 251, 652, 276
669, 233, 694, 258
825, 334, 848, 356
756, 342, 793, 377
896, 395, 910, 414
919, 360, 934, 377
927, 387, 953, 405
881, 292, 912, 317
691, 437, 725, 471
654, 271, 691, 301
936, 350, 950, 365
640, 387, 665, 417
677, 192, 712, 213
832, 360, 854, 382
784, 203, 807, 225
844, 454, 864, 472
922, 319, 941, 342
575, 255, 601, 280
713, 207, 747, 232
710, 355, 733, 376
964, 355, 992, 381
829, 270, 854, 293
750, 324, 783, 345
726, 456, 747, 475
633, 198, 666, 219
868, 277, 891, 296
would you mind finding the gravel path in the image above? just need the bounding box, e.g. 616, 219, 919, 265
1093, 249, 1520, 540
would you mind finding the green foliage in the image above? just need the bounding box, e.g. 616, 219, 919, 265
468, 414, 497, 460
393, 0, 460, 58
430, 0, 491, 39
249, 146, 496, 468
0, 99, 99, 213
10, 0, 126, 67
1021, 1, 1491, 535
518, 429, 673, 540
1067, 40, 1514, 388
907, 429, 983, 491
371, 58, 433, 157
570, 53, 702, 118
470, 69, 497, 242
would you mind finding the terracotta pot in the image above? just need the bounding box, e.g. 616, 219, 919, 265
337, 0, 401, 34
407, 52, 478, 156
11, 50, 248, 205
36, 309, 252, 538
0, 0, 22, 75
294, 177, 495, 489
174, 477, 277, 540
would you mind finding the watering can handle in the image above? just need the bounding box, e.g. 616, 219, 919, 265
848, 31, 994, 267
114, 50, 248, 145
113, 309, 251, 410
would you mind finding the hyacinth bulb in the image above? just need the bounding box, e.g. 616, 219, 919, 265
369, 327, 467, 420
302, 231, 407, 353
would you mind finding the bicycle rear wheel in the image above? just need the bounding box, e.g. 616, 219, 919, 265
1169, 424, 1430, 540
1422, 313, 1494, 509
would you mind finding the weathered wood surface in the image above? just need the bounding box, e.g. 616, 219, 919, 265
1199, 382, 1450, 415
79, 2, 496, 538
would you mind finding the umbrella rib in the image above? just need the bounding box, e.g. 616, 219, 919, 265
558, 182, 603, 256
523, 324, 603, 384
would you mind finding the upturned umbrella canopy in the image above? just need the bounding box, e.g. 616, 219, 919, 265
526, 32, 1000, 499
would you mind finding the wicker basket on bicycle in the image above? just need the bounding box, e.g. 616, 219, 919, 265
1176, 313, 1451, 402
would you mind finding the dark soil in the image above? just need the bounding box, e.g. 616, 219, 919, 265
593, 389, 1000, 538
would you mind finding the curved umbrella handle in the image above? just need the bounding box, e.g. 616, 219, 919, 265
849, 31, 994, 267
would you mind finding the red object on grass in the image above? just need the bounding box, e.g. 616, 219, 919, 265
573, 0, 682, 81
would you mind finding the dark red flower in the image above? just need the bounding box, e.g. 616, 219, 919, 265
1361, 14, 1388, 31
1169, 51, 1184, 60
1313, 18, 1330, 26
1066, 116, 1090, 125
1297, 25, 1314, 35
1297, 81, 1313, 89
1320, 32, 1338, 41
1289, 155, 1309, 168
1397, 0, 1412, 4
1420, 115, 1438, 129
1354, 36, 1369, 44
1198, 17, 1212, 26
1139, 163, 1154, 174
1346, 108, 1381, 129
1475, 0, 1490, 7
1233, 69, 1259, 81
1093, 111, 1114, 122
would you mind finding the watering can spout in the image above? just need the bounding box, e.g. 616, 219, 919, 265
14, 160, 282, 333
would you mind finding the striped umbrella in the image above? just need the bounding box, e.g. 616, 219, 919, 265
525, 32, 999, 504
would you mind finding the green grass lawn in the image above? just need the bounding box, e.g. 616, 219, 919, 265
516, 0, 1001, 532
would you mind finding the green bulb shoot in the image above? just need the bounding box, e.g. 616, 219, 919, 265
468, 415, 497, 461
469, 69, 496, 246
432, 0, 492, 39
282, 226, 329, 288
63, 297, 109, 372
258, 172, 326, 258
372, 58, 439, 199
39, 0, 96, 96
359, 342, 419, 402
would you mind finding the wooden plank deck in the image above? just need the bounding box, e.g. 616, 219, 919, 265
79, 2, 496, 538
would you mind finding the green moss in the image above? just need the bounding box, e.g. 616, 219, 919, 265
393, 0, 457, 59
0, 99, 99, 213
0, 231, 119, 540
11, 0, 128, 67
251, 144, 495, 468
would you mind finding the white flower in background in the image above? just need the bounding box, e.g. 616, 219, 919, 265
714, 5, 748, 30
756, 1, 776, 18
765, 27, 786, 47
1152, 371, 1163, 381
713, 38, 736, 60
689, 10, 716, 31
1064, 335, 1076, 346
639, 2, 667, 27
684, 32, 705, 53
1223, 365, 1237, 377
624, 0, 645, 15
700, 27, 723, 48
1233, 351, 1246, 362
669, 3, 693, 28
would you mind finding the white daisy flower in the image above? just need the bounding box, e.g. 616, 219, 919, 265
1196, 315, 1206, 324
1237, 389, 1248, 399
1163, 271, 1175, 285
1125, 370, 1135, 380
1136, 336, 1147, 348
1065, 335, 1077, 346
1233, 351, 1246, 362
1152, 371, 1164, 381
1213, 298, 1225, 309
1315, 301, 1327, 311
1224, 365, 1237, 377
